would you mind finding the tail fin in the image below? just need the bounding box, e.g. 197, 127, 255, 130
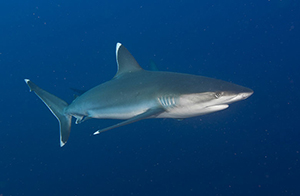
24, 79, 71, 147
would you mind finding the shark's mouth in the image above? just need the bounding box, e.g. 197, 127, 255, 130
205, 104, 229, 112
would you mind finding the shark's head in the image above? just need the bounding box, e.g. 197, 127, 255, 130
200, 78, 254, 104
159, 76, 253, 118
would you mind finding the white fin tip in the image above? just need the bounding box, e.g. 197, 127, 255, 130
60, 140, 66, 147
93, 131, 100, 135
116, 42, 122, 50
116, 43, 122, 54
24, 79, 30, 83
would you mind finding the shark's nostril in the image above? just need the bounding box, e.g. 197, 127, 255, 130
243, 91, 254, 98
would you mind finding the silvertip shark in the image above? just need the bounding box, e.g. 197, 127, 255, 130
25, 43, 253, 147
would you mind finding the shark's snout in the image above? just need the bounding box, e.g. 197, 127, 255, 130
228, 89, 253, 103
241, 91, 253, 99
239, 86, 254, 99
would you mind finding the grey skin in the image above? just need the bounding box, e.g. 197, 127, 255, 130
25, 43, 253, 147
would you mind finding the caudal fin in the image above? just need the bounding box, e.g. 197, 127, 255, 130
24, 79, 71, 147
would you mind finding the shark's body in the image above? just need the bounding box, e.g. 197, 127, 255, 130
25, 43, 253, 147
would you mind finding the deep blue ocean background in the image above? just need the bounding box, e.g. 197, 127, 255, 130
1, 0, 299, 195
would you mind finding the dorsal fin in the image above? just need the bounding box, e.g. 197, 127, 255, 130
114, 43, 143, 78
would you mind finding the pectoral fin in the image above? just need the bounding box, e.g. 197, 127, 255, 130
93, 107, 165, 135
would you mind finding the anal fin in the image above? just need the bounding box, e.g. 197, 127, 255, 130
93, 107, 165, 135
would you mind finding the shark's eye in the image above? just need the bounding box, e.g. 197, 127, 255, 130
214, 92, 223, 99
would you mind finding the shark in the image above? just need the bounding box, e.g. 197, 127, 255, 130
25, 43, 253, 147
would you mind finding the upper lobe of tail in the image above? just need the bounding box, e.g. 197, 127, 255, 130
25, 79, 72, 147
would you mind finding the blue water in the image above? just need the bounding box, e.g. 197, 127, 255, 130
1, 0, 299, 195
